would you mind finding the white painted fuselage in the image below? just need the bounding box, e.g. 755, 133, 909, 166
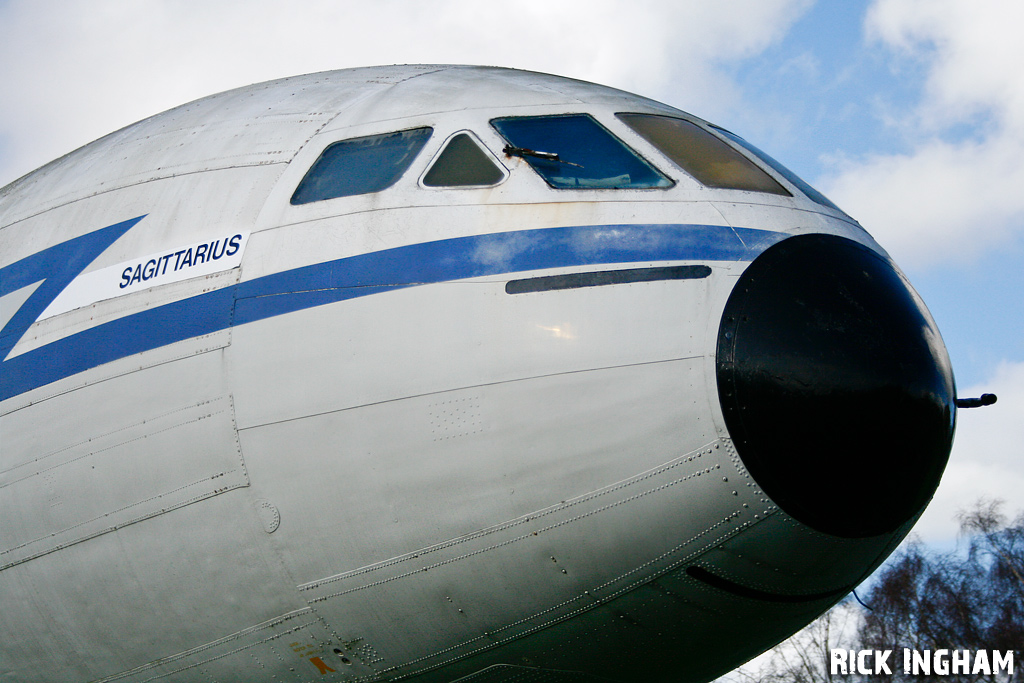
0, 66, 944, 683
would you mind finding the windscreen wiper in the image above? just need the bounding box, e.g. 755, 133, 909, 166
503, 145, 582, 168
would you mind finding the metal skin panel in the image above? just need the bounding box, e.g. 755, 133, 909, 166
238, 360, 716, 587
0, 347, 303, 681
0, 395, 246, 570
227, 247, 723, 429
0, 66, 955, 683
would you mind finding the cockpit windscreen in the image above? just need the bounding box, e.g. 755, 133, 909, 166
492, 114, 672, 190
617, 113, 790, 196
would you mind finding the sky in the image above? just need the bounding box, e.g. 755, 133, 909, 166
0, 0, 1020, 545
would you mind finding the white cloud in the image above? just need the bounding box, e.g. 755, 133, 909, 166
825, 136, 1024, 267
867, 0, 1024, 131
913, 360, 1024, 543
0, 0, 810, 187
822, 0, 1024, 269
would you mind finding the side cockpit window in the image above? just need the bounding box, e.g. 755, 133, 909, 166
710, 125, 842, 211
491, 114, 672, 190
617, 113, 790, 196
291, 127, 432, 204
423, 132, 506, 187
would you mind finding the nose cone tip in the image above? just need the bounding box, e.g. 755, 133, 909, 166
717, 233, 956, 539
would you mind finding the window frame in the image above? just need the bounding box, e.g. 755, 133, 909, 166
615, 112, 794, 197
290, 126, 434, 205
709, 124, 843, 212
418, 130, 509, 189
490, 113, 675, 191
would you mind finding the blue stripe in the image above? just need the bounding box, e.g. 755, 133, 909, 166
0, 216, 145, 362
1, 223, 784, 401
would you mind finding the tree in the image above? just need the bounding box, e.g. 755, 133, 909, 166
721, 500, 1023, 683
858, 500, 1023, 682
724, 598, 862, 683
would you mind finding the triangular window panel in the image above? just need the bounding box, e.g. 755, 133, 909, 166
423, 133, 505, 187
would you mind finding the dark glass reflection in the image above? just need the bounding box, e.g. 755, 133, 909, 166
618, 113, 790, 195
423, 133, 505, 187
711, 126, 842, 211
492, 114, 672, 190
292, 127, 432, 204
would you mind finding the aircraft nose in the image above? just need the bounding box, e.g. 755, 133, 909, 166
716, 233, 956, 538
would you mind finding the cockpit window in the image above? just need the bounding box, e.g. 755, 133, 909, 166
711, 125, 842, 211
423, 132, 506, 187
491, 114, 672, 190
617, 113, 790, 196
291, 127, 432, 204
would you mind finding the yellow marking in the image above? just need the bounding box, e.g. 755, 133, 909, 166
310, 657, 337, 674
